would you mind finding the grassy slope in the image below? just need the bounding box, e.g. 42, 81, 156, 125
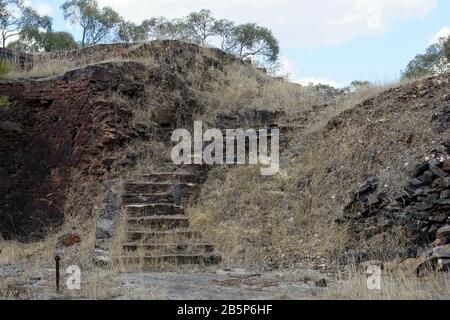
190, 74, 450, 268
2, 41, 450, 299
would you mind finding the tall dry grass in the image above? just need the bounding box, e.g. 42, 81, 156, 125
187, 80, 403, 268
323, 269, 450, 300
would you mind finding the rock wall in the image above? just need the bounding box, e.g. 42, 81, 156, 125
342, 155, 450, 271
0, 63, 142, 239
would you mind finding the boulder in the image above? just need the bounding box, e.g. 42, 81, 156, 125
431, 245, 450, 259
430, 166, 448, 179
421, 171, 434, 185
442, 160, 450, 172
437, 226, 450, 245
414, 187, 431, 197
410, 162, 429, 178
437, 259, 450, 272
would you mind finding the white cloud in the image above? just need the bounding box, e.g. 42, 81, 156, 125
296, 77, 343, 88
279, 55, 343, 88
5, 35, 19, 47
430, 26, 450, 45
35, 2, 53, 16
98, 0, 437, 48
22, 1, 53, 16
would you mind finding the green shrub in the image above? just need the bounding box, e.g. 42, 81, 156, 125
0, 60, 11, 78
0, 96, 11, 109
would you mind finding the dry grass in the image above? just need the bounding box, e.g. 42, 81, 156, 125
3, 41, 449, 299
324, 269, 450, 300
6, 55, 78, 80
188, 61, 336, 122
187, 82, 401, 268
188, 165, 309, 267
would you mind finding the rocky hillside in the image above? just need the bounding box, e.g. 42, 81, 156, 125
0, 40, 327, 240
189, 73, 450, 272
1, 40, 448, 276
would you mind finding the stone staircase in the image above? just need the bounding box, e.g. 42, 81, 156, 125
119, 167, 222, 266
109, 109, 285, 268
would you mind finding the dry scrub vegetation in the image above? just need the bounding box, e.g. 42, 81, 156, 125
324, 269, 450, 300
188, 81, 402, 268
2, 41, 448, 299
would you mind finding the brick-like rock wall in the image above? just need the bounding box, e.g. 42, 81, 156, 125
0, 63, 142, 239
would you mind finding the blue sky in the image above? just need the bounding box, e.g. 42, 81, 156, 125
25, 0, 450, 87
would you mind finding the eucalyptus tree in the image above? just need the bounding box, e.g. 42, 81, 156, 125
61, 0, 121, 48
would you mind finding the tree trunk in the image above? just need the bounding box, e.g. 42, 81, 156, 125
81, 28, 86, 48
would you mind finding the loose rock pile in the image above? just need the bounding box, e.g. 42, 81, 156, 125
342, 156, 450, 274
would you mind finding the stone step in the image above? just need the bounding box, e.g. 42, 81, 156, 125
122, 193, 174, 205
151, 163, 206, 173
134, 172, 200, 184
124, 182, 173, 194
123, 243, 215, 254
127, 229, 203, 242
119, 253, 222, 265
124, 182, 198, 195
126, 204, 184, 217
127, 215, 190, 230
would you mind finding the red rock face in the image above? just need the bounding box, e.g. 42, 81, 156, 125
0, 64, 138, 239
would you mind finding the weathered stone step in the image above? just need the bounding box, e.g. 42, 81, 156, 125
124, 182, 174, 194
127, 215, 190, 229
126, 204, 184, 216
123, 243, 215, 254
127, 229, 202, 242
122, 193, 174, 205
120, 253, 222, 265
124, 182, 198, 195
134, 172, 200, 184
149, 163, 205, 173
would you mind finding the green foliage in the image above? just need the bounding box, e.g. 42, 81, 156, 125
343, 80, 371, 93
61, 0, 121, 48
8, 30, 78, 52
180, 9, 218, 45
0, 0, 52, 48
142, 17, 184, 40
121, 9, 280, 65
116, 21, 150, 43
43, 31, 78, 51
0, 59, 10, 78
224, 23, 280, 63
144, 10, 280, 64
402, 41, 449, 80
0, 96, 11, 109
3, 1, 281, 66
212, 19, 235, 50
444, 37, 450, 62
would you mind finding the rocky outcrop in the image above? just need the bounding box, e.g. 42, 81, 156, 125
342, 156, 450, 273
0, 63, 144, 239
216, 110, 286, 129
0, 41, 244, 240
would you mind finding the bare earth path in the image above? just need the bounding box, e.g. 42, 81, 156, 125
114, 270, 326, 300
0, 264, 328, 300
